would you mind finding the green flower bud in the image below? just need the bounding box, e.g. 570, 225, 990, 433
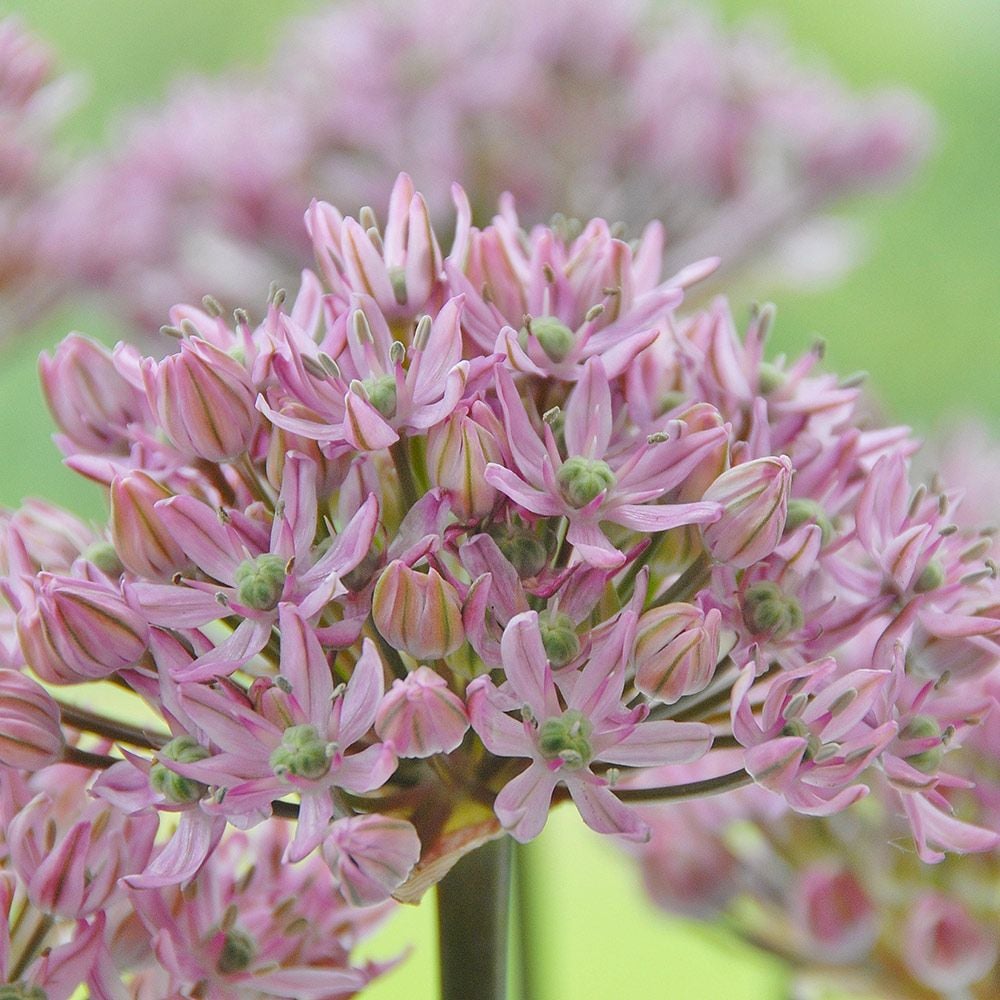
784, 499, 834, 545
538, 710, 593, 771
150, 735, 211, 804
216, 928, 256, 974
234, 554, 286, 611
557, 456, 616, 508
362, 373, 398, 419
82, 540, 124, 576
538, 612, 580, 668
914, 559, 945, 593
742, 582, 803, 640
269, 724, 330, 780
531, 316, 576, 363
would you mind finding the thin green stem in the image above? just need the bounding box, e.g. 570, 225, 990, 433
437, 837, 512, 1000
648, 551, 712, 608
514, 841, 540, 1000
390, 437, 420, 511
615, 767, 752, 802
9, 914, 54, 982
56, 700, 169, 750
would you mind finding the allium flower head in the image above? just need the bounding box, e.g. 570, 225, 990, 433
0, 174, 996, 997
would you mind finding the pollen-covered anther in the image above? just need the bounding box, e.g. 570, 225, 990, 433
234, 553, 286, 611
538, 710, 594, 771
557, 456, 616, 508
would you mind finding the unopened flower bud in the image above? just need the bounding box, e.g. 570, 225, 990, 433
742, 582, 803, 640
538, 612, 580, 668
40, 334, 145, 454
0, 669, 64, 769
635, 604, 721, 703
375, 666, 469, 757
701, 456, 792, 568
784, 498, 834, 545
270, 724, 330, 780
427, 410, 502, 520
234, 554, 286, 611
372, 561, 465, 660
140, 337, 257, 461
322, 814, 422, 906
19, 575, 149, 683
538, 710, 593, 771
531, 316, 575, 363
557, 457, 616, 508
150, 735, 210, 804
110, 471, 189, 580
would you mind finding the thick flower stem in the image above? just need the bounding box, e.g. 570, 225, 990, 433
437, 836, 513, 1000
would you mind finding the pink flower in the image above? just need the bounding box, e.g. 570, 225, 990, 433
468, 610, 711, 842
167, 606, 395, 862
485, 359, 724, 568
902, 894, 998, 993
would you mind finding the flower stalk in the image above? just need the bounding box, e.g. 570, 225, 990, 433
437, 837, 513, 1000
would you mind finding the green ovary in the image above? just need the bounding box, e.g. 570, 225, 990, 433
150, 735, 210, 804
531, 316, 576, 363
557, 457, 616, 508
538, 710, 593, 771
269, 724, 330, 780
362, 373, 398, 419
216, 928, 256, 974
538, 612, 580, 668
234, 553, 286, 611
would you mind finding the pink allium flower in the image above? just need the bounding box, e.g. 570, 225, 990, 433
42, 0, 931, 328
468, 609, 712, 841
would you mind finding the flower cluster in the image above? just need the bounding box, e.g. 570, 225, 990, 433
0, 16, 78, 336
45, 0, 931, 327
628, 435, 1000, 1000
1, 176, 996, 993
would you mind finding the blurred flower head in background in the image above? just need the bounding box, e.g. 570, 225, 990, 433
27, 0, 931, 333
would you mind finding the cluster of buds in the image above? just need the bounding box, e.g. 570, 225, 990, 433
0, 16, 78, 336
0, 175, 996, 993
44, 0, 931, 327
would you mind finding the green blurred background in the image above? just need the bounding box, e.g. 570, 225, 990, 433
9, 1, 1000, 997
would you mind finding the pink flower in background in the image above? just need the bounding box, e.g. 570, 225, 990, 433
39, 0, 931, 329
